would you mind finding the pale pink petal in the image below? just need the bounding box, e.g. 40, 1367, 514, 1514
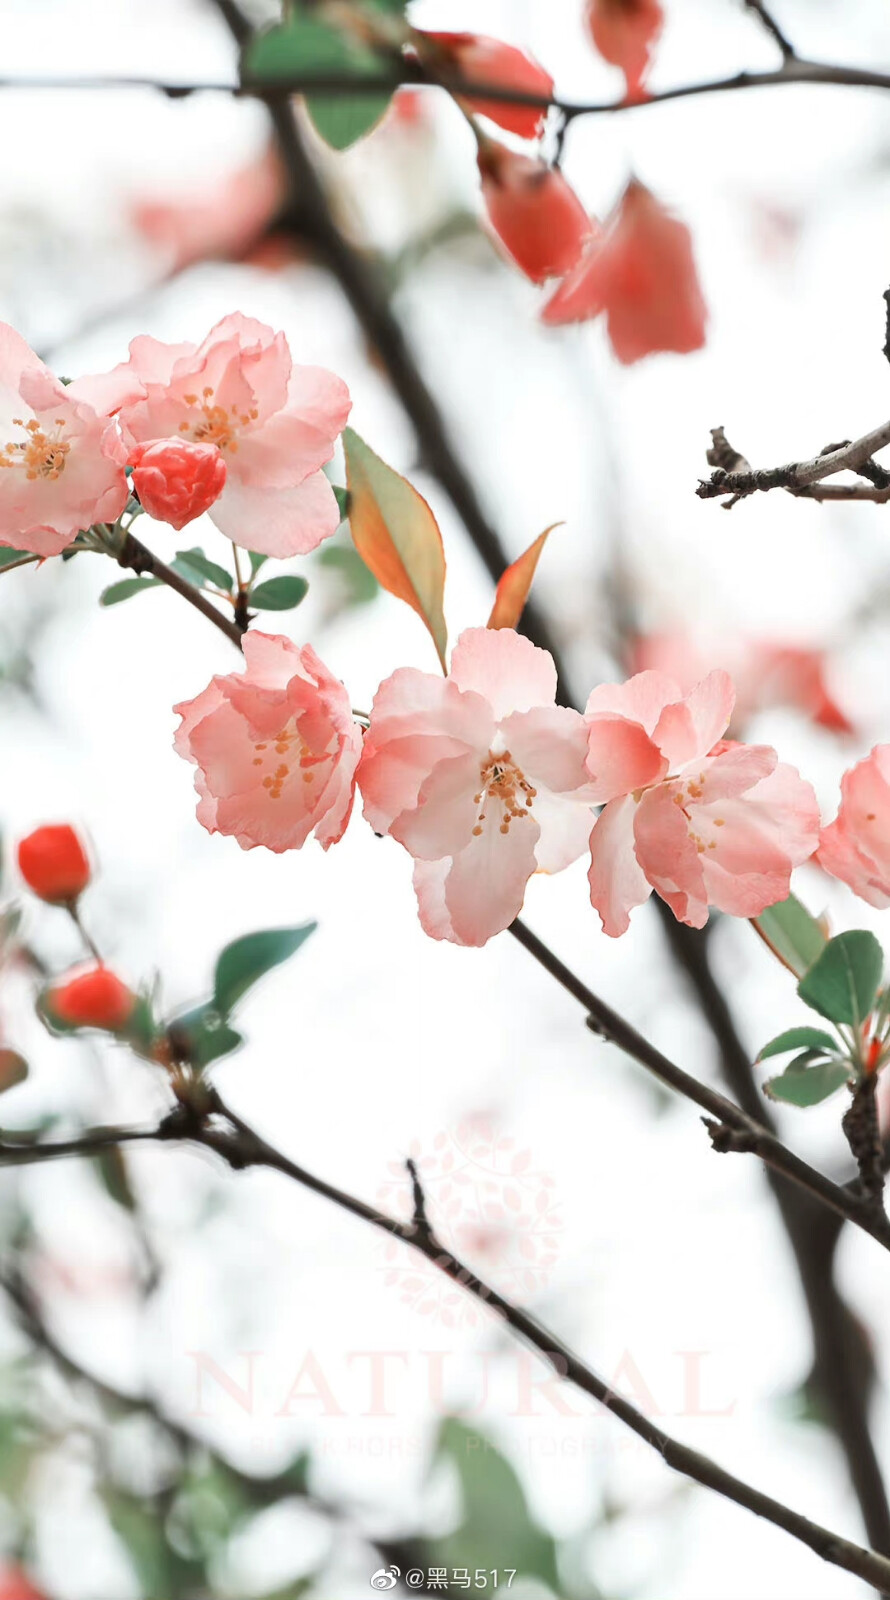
443, 812, 540, 946
818, 746, 890, 905
229, 366, 351, 488
693, 741, 776, 804
173, 678, 227, 758
585, 670, 681, 735
365, 667, 493, 750
210, 468, 341, 556
240, 630, 308, 689
413, 858, 457, 942
125, 334, 197, 386
588, 794, 652, 936
529, 790, 595, 873
633, 786, 708, 928
392, 750, 482, 859
819, 822, 890, 909
499, 705, 591, 794
693, 760, 819, 917
359, 733, 479, 835
450, 627, 557, 719
651, 670, 735, 770
584, 713, 667, 801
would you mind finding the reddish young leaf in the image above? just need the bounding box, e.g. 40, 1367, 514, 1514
418, 31, 554, 140
487, 524, 560, 630
344, 428, 448, 670
585, 0, 664, 101
477, 138, 593, 285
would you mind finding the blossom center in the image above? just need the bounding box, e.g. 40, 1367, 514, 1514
667, 772, 723, 854
472, 749, 536, 837
0, 416, 71, 481
251, 723, 328, 801
178, 386, 258, 455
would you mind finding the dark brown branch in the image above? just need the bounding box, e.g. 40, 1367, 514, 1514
843, 1076, 887, 1225
117, 530, 245, 651
698, 421, 890, 504
3, 1091, 890, 1592
745, 1, 796, 60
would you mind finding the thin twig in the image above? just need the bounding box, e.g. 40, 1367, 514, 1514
117, 530, 245, 650
745, 1, 796, 60
698, 420, 890, 503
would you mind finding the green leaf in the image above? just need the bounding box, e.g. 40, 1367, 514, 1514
100, 577, 163, 605
318, 541, 379, 607
174, 547, 233, 591
170, 1003, 244, 1070
0, 547, 35, 568
213, 924, 316, 1017
757, 1027, 840, 1063
249, 575, 309, 611
306, 91, 392, 150
428, 1419, 559, 1590
332, 484, 349, 520
753, 893, 827, 978
93, 1147, 137, 1212
344, 426, 447, 669
249, 550, 269, 576
797, 930, 884, 1026
0, 1050, 27, 1093
764, 1055, 851, 1107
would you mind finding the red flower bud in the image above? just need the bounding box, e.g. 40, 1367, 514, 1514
130, 439, 227, 532
477, 140, 593, 284
18, 825, 90, 904
420, 31, 554, 140
585, 0, 664, 102
48, 966, 136, 1033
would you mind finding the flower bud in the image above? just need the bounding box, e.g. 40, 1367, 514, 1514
585, 0, 664, 102
47, 966, 136, 1033
130, 439, 227, 531
477, 139, 592, 284
18, 825, 90, 904
419, 31, 553, 139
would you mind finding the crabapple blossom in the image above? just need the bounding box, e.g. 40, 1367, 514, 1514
48, 967, 136, 1032
542, 180, 707, 362
584, 670, 820, 934
419, 31, 554, 139
585, 0, 664, 101
818, 746, 890, 907
0, 323, 128, 556
174, 632, 362, 853
17, 824, 90, 904
130, 438, 227, 531
93, 313, 350, 557
477, 139, 593, 285
357, 627, 595, 946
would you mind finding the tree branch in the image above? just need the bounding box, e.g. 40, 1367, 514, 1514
116, 529, 246, 650
698, 421, 890, 505
745, 1, 796, 60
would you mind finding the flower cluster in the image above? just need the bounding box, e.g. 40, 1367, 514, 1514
174, 627, 827, 948
0, 313, 351, 558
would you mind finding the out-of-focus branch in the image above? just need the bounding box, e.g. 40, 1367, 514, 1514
2, 1092, 890, 1592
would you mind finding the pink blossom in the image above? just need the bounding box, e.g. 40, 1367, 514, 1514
632, 632, 854, 736
0, 323, 128, 556
174, 632, 362, 853
420, 31, 554, 139
357, 628, 594, 946
99, 313, 350, 557
130, 438, 227, 531
478, 138, 593, 285
584, 670, 820, 934
585, 0, 664, 101
132, 146, 285, 272
542, 180, 707, 362
818, 746, 890, 907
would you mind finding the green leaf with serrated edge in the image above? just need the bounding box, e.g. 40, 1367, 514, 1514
249, 550, 269, 576
213, 923, 316, 1017
797, 930, 884, 1027
100, 578, 163, 605
0, 1051, 27, 1093
753, 893, 827, 979
344, 426, 447, 668
764, 1055, 851, 1107
249, 575, 309, 611
174, 548, 233, 591
757, 1027, 840, 1063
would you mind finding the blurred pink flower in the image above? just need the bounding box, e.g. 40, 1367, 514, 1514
174, 632, 362, 853
96, 312, 350, 557
818, 745, 890, 907
542, 179, 707, 362
584, 670, 820, 934
130, 438, 227, 531
357, 627, 594, 946
0, 323, 127, 556
419, 31, 554, 139
632, 632, 854, 735
0, 1570, 46, 1600
585, 0, 664, 101
132, 146, 286, 271
478, 138, 593, 284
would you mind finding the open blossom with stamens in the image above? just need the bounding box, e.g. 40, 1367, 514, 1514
174, 632, 362, 853
0, 323, 128, 556
583, 670, 820, 934
89, 313, 350, 557
818, 746, 890, 907
357, 628, 595, 946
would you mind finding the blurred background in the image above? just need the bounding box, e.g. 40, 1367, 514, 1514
2, 0, 890, 1595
